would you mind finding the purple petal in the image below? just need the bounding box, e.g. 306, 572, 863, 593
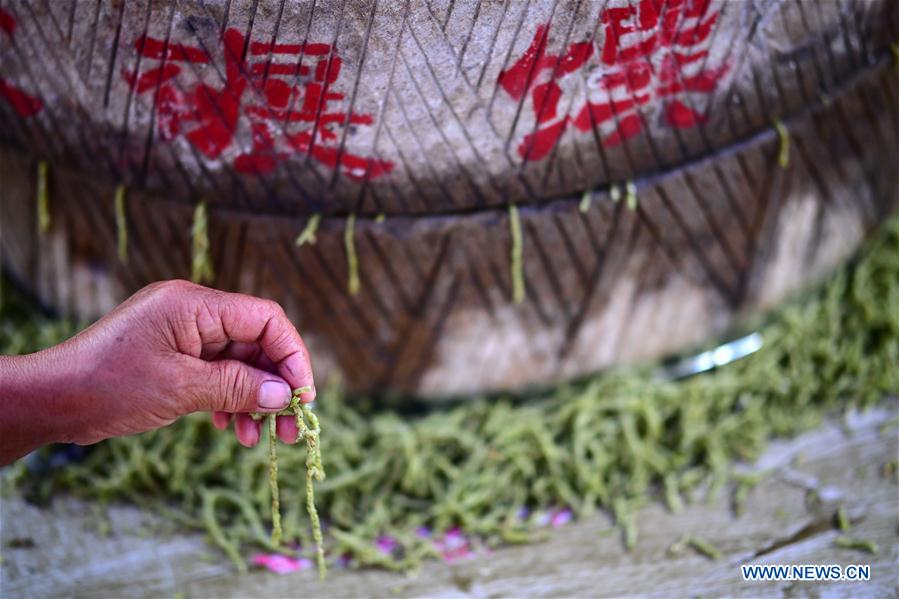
432, 528, 475, 563
375, 535, 399, 554
442, 530, 467, 551
551, 508, 573, 528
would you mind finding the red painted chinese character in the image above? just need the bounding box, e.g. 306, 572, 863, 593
0, 8, 44, 118
497, 24, 593, 161
123, 28, 392, 180
498, 0, 728, 161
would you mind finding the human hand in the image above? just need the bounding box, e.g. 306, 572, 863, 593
0, 280, 315, 464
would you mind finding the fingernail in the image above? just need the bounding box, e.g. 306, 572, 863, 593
299, 383, 316, 403
259, 380, 291, 410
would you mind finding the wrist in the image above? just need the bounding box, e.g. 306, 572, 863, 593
0, 343, 92, 463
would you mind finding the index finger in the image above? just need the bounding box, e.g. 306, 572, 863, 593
197, 291, 316, 402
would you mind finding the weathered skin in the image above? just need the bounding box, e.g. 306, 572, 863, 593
1, 0, 897, 395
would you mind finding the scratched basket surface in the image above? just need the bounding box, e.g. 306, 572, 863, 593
1, 1, 898, 396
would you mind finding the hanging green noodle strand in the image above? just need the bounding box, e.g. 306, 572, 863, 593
610, 183, 621, 203
268, 414, 281, 546
252, 386, 324, 575
774, 120, 790, 168
191, 202, 214, 284
579, 189, 593, 213
509, 204, 525, 303
114, 184, 128, 265
36, 161, 50, 234
625, 180, 638, 211
297, 400, 326, 579
295, 213, 321, 247
345, 214, 360, 295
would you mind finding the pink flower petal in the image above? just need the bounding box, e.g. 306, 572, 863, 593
375, 535, 399, 555
441, 544, 474, 563
441, 530, 467, 551
432, 528, 475, 563
551, 508, 573, 528
251, 553, 313, 575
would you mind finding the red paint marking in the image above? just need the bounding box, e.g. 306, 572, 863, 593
306, 143, 395, 181
0, 77, 43, 117
234, 151, 282, 174
134, 34, 210, 63
315, 56, 342, 84
249, 41, 331, 56
602, 113, 643, 146
519, 118, 568, 162
596, 61, 654, 91
249, 62, 311, 77
498, 24, 593, 102
532, 81, 562, 124
124, 28, 391, 181
672, 49, 709, 66
122, 63, 181, 93
0, 8, 15, 36
261, 78, 293, 108
0, 10, 43, 118
183, 82, 244, 159
665, 98, 705, 127
601, 5, 659, 64
498, 24, 549, 100
498, 0, 729, 161
676, 12, 718, 46
572, 95, 649, 132
559, 42, 594, 75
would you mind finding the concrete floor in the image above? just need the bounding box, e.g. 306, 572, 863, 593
2, 406, 897, 598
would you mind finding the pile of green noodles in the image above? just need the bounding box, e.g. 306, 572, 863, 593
2, 217, 897, 572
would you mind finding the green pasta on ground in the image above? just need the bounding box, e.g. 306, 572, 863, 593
2, 218, 897, 573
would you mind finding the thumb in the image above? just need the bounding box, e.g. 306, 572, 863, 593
197, 359, 293, 414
